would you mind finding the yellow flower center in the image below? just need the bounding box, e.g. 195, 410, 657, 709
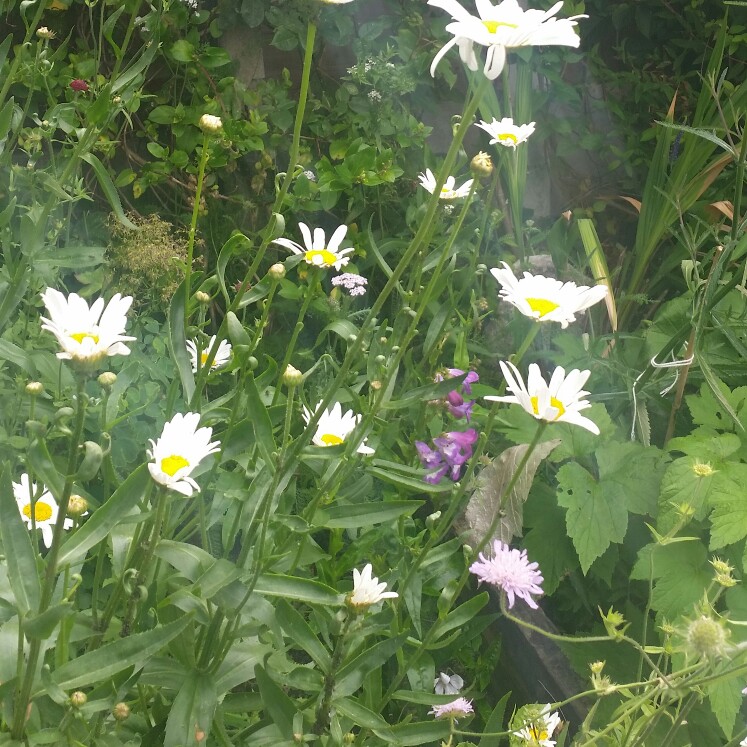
70, 331, 100, 345
526, 297, 560, 318
693, 461, 715, 477
529, 725, 549, 741
305, 249, 338, 266
200, 351, 210, 365
23, 501, 53, 522
498, 132, 518, 143
440, 186, 452, 194
482, 19, 518, 33
161, 454, 190, 476
531, 396, 566, 420
320, 433, 344, 446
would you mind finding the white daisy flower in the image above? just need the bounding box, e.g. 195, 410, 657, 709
147, 412, 221, 496
490, 261, 608, 328
302, 401, 375, 455
273, 222, 354, 271
418, 168, 474, 200
40, 288, 135, 365
475, 117, 535, 148
486, 361, 600, 435
13, 474, 73, 548
348, 563, 398, 610
435, 672, 464, 695
186, 335, 232, 373
429, 0, 586, 80
512, 705, 562, 747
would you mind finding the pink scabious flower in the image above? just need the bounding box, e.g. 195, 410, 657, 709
70, 79, 89, 92
469, 540, 544, 609
429, 697, 474, 722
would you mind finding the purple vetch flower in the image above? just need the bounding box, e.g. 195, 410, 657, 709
416, 428, 478, 484
446, 390, 475, 421
435, 367, 479, 395
331, 272, 368, 296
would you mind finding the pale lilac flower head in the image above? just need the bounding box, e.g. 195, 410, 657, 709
429, 697, 473, 722
469, 540, 544, 609
331, 272, 368, 296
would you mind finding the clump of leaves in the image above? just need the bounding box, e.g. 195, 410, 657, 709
107, 214, 188, 309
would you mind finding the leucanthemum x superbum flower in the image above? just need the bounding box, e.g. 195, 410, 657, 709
475, 117, 535, 148
13, 474, 73, 548
40, 288, 135, 366
429, 0, 586, 81
429, 698, 474, 722
512, 705, 562, 747
435, 672, 464, 695
348, 563, 398, 610
186, 335, 232, 373
469, 539, 544, 609
148, 413, 220, 496
491, 262, 608, 328
418, 168, 474, 200
486, 361, 600, 435
273, 222, 354, 271
302, 401, 375, 454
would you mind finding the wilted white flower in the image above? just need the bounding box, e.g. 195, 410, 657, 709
303, 170, 317, 182
429, 698, 474, 722
486, 361, 600, 435
429, 0, 586, 80
491, 261, 608, 328
348, 563, 398, 609
36, 27, 56, 39
302, 401, 374, 454
512, 705, 562, 747
331, 272, 368, 296
186, 335, 231, 373
368, 90, 383, 102
40, 288, 135, 366
147, 413, 220, 496
475, 117, 535, 148
418, 168, 474, 200
469, 539, 544, 609
435, 672, 464, 695
273, 222, 354, 271
13, 474, 73, 548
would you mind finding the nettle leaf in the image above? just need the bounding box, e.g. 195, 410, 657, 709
631, 541, 710, 620
708, 675, 742, 740
459, 439, 561, 546
707, 462, 747, 549
686, 381, 747, 432
556, 462, 628, 574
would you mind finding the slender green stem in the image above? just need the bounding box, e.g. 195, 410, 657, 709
184, 135, 211, 323
312, 614, 353, 736
731, 127, 747, 243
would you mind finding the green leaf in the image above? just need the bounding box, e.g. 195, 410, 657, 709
557, 462, 629, 574
23, 602, 72, 640
314, 501, 422, 529
706, 463, 747, 549
48, 616, 191, 691
216, 233, 252, 304
431, 593, 489, 641
254, 574, 341, 606
0, 465, 41, 615
479, 691, 511, 747
57, 465, 150, 567
708, 675, 741, 739
168, 279, 196, 404
255, 664, 296, 739
334, 634, 408, 697
81, 153, 137, 230
245, 373, 276, 470
377, 720, 450, 746
112, 34, 158, 93
170, 40, 196, 63
367, 465, 453, 494
0, 339, 34, 375
275, 600, 330, 672
335, 697, 393, 735
164, 670, 218, 747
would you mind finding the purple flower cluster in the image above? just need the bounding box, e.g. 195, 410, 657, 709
416, 429, 478, 484
436, 368, 479, 422
331, 272, 367, 296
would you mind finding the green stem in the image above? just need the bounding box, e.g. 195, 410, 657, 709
731, 127, 747, 243
184, 134, 211, 324
312, 614, 353, 736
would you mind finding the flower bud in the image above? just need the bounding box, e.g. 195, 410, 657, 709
36, 27, 55, 39
692, 461, 715, 478
282, 365, 304, 387
98, 372, 117, 389
25, 381, 44, 395
426, 511, 441, 528
70, 691, 87, 708
70, 79, 89, 92
199, 113, 223, 134
685, 614, 729, 660
113, 702, 130, 721
195, 290, 211, 305
68, 495, 89, 517
470, 151, 494, 178
268, 263, 286, 280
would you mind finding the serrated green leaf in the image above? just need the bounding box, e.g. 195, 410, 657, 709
708, 675, 741, 739
707, 463, 747, 549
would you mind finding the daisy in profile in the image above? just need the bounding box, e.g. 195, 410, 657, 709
186, 335, 232, 373
490, 262, 608, 328
40, 288, 135, 366
475, 117, 535, 149
512, 705, 562, 747
273, 222, 354, 271
147, 413, 221, 496
302, 401, 375, 454
486, 361, 600, 435
348, 563, 398, 610
429, 0, 586, 81
429, 698, 474, 722
13, 474, 73, 548
469, 539, 544, 609
418, 169, 474, 200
